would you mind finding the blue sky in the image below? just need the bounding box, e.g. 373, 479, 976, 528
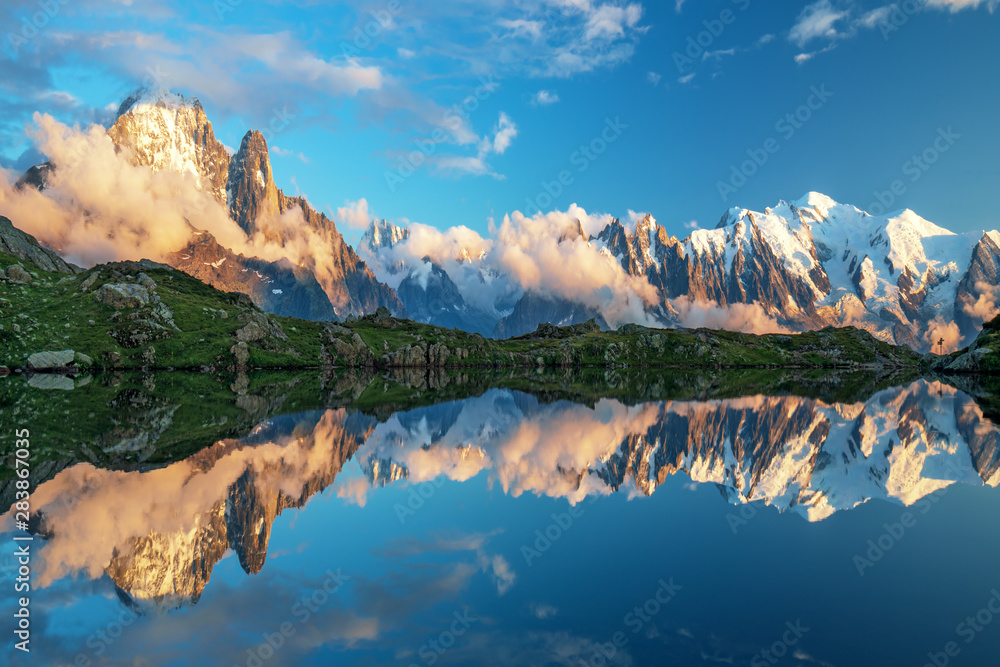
1, 0, 998, 240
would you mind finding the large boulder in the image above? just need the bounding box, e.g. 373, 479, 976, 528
136, 272, 157, 291
27, 350, 76, 370
5, 264, 31, 284
94, 283, 150, 309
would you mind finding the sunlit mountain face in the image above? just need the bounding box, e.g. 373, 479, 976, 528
6, 374, 1000, 666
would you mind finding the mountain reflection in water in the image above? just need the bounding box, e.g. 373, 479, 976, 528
4, 374, 1000, 667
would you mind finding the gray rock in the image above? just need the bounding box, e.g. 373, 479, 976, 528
74, 352, 93, 366
231, 341, 249, 366
79, 272, 101, 292
136, 272, 157, 291
94, 283, 150, 309
235, 321, 265, 342
27, 350, 76, 370
6, 264, 31, 283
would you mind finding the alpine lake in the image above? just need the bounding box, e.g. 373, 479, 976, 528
2, 367, 1000, 667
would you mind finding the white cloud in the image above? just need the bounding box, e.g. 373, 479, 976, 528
787, 0, 997, 64
857, 6, 894, 28
431, 112, 518, 178
678, 73, 695, 84
531, 90, 560, 106
584, 3, 644, 41
684, 220, 700, 230
789, 1, 849, 47
646, 71, 662, 86
531, 603, 559, 619
491, 112, 518, 154
794, 42, 838, 64
386, 0, 649, 79
335, 198, 372, 230
270, 146, 309, 163
703, 48, 737, 62
498, 18, 546, 40
926, 0, 999, 11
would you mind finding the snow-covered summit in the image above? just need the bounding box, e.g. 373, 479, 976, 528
116, 87, 202, 119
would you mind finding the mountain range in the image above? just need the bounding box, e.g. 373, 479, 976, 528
13, 88, 1000, 351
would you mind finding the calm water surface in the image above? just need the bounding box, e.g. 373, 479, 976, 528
2, 371, 1000, 666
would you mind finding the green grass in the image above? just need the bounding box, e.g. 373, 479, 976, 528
0, 256, 324, 370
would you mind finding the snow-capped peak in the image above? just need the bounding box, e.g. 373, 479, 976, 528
116, 87, 200, 119
792, 191, 840, 213
365, 219, 410, 251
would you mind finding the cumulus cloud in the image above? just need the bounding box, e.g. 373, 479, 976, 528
961, 281, 1000, 322
924, 316, 964, 354
364, 202, 797, 334
336, 198, 373, 230
0, 113, 241, 267
489, 207, 661, 327
646, 71, 662, 86
0, 115, 384, 314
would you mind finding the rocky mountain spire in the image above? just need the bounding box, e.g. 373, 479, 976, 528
227, 130, 282, 237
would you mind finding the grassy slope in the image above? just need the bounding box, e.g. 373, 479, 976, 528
1, 249, 925, 372
0, 252, 322, 370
